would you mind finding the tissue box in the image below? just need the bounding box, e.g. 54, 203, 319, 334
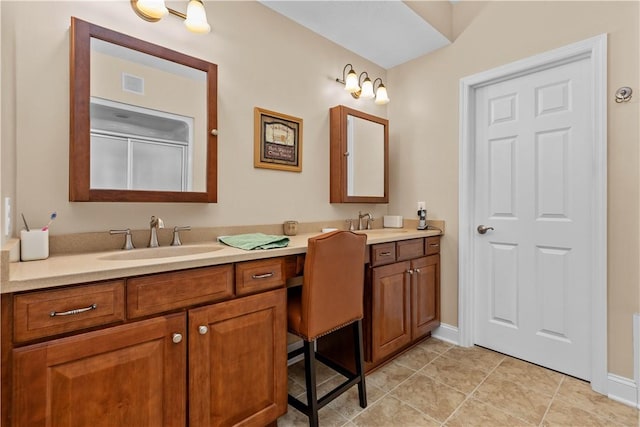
383, 215, 404, 228
20, 229, 49, 261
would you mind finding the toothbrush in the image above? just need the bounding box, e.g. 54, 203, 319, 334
21, 213, 30, 231
42, 212, 57, 231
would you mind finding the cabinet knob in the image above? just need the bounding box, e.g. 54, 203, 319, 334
407, 269, 414, 275
414, 268, 421, 274
198, 325, 209, 335
172, 333, 183, 344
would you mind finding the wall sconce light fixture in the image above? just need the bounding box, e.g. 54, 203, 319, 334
336, 64, 390, 105
131, 0, 211, 34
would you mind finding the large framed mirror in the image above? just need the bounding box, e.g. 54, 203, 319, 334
70, 17, 217, 202
329, 105, 388, 203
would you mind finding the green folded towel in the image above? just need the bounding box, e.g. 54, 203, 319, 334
218, 233, 290, 250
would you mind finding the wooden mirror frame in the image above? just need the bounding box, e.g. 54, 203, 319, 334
69, 17, 218, 202
329, 105, 389, 203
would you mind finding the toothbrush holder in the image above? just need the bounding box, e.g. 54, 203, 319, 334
20, 229, 49, 261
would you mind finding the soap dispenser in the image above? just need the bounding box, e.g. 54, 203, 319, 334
417, 201, 428, 230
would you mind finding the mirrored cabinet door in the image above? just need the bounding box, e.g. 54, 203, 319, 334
329, 105, 389, 203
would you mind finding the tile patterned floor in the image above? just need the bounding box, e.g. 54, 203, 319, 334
278, 338, 640, 427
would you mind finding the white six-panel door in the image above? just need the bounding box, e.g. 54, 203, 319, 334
473, 57, 593, 380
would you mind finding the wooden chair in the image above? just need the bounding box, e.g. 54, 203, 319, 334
287, 230, 367, 426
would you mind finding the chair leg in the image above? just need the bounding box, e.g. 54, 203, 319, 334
353, 320, 367, 408
303, 339, 319, 427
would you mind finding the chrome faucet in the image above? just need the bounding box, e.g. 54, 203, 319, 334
358, 211, 373, 230
149, 216, 165, 248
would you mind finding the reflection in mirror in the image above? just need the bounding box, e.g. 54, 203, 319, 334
70, 17, 217, 202
330, 105, 389, 204
347, 115, 385, 197
90, 38, 207, 192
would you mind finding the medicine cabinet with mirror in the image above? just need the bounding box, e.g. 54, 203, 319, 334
329, 105, 389, 203
69, 17, 218, 202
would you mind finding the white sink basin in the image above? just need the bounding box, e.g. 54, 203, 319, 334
99, 245, 224, 261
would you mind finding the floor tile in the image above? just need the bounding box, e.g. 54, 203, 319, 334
416, 337, 453, 354
365, 361, 415, 392
328, 382, 386, 420
393, 345, 440, 371
390, 373, 466, 422
491, 356, 564, 396
441, 345, 505, 373
445, 397, 535, 427
280, 339, 640, 427
542, 398, 626, 426
555, 376, 640, 426
472, 372, 552, 424
419, 354, 489, 394
351, 395, 440, 427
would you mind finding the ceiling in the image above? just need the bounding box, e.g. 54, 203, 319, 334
259, 1, 451, 70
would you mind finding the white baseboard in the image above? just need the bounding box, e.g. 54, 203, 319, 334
432, 323, 639, 408
432, 323, 459, 345
607, 373, 639, 409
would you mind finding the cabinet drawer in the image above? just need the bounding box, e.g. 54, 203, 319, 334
425, 236, 441, 255
14, 280, 125, 342
236, 258, 285, 296
370, 242, 396, 266
396, 238, 424, 261
127, 265, 234, 318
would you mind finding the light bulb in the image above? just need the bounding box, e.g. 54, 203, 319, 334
374, 83, 390, 105
185, 0, 211, 34
360, 77, 374, 99
344, 69, 360, 93
136, 0, 168, 19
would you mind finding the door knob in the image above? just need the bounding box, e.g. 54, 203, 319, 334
477, 225, 494, 234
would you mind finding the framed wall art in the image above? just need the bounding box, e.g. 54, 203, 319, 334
254, 107, 303, 172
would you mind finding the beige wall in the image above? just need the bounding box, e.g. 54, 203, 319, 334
2, 0, 638, 380
0, 1, 389, 239
388, 1, 639, 378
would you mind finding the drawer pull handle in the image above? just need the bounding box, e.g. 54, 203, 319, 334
50, 303, 97, 317
380, 251, 392, 256
429, 243, 440, 247
252, 272, 274, 279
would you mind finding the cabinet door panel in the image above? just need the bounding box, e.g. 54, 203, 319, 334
412, 255, 440, 340
12, 314, 186, 427
371, 261, 411, 363
189, 288, 287, 427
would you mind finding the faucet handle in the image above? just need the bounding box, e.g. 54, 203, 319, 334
345, 219, 355, 231
171, 226, 191, 246
110, 228, 135, 250
150, 216, 165, 228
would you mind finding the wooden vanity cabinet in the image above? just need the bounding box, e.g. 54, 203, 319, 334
11, 313, 187, 427
3, 260, 290, 427
367, 237, 441, 367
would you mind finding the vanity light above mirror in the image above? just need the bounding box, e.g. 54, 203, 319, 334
335, 64, 390, 105
131, 0, 211, 34
69, 17, 218, 203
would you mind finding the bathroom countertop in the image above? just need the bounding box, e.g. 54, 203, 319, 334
4, 228, 442, 294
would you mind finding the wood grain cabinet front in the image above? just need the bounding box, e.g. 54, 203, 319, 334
3, 258, 291, 427
188, 288, 287, 426
367, 237, 441, 367
13, 280, 125, 343
235, 258, 285, 296
127, 265, 234, 318
12, 313, 186, 427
